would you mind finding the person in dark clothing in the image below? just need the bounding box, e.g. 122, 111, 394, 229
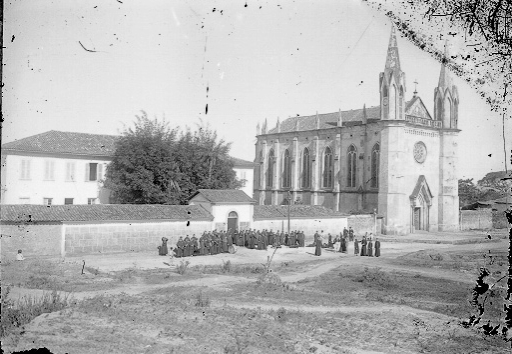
327, 234, 333, 248
375, 238, 381, 257
190, 235, 198, 256
176, 237, 185, 258
159, 237, 169, 256
343, 227, 349, 240
348, 227, 354, 242
314, 232, 322, 256
367, 239, 373, 257
354, 238, 359, 255
340, 236, 347, 253
360, 236, 367, 256
298, 231, 305, 247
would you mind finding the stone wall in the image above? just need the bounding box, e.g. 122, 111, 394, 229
252, 217, 347, 244
460, 210, 493, 230
347, 215, 379, 235
1, 223, 63, 258
64, 220, 212, 255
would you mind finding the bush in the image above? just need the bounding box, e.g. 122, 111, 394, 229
221, 260, 232, 273
194, 290, 211, 308
353, 267, 395, 289
1, 286, 71, 337
176, 260, 190, 275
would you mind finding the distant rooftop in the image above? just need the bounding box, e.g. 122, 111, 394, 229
1, 130, 117, 156
190, 189, 256, 204
254, 205, 348, 219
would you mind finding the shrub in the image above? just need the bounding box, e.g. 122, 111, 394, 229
353, 267, 395, 289
221, 260, 232, 273
194, 290, 211, 308
1, 286, 71, 338
176, 260, 190, 275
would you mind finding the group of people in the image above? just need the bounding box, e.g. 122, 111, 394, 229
157, 229, 308, 258
313, 227, 381, 258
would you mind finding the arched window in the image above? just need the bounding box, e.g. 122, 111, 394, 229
444, 96, 452, 127
453, 99, 459, 128
267, 149, 275, 188
389, 84, 397, 119
371, 143, 380, 188
283, 149, 291, 188
436, 96, 443, 121
323, 147, 333, 188
302, 148, 311, 189
347, 145, 357, 187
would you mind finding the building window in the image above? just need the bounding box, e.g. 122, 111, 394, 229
65, 162, 76, 181
302, 148, 311, 189
347, 145, 357, 187
282, 149, 291, 188
323, 147, 333, 188
85, 162, 103, 181
371, 143, 380, 188
43, 198, 53, 206
19, 197, 30, 204
20, 160, 31, 180
266, 149, 275, 189
64, 198, 74, 205
44, 160, 55, 181
88, 198, 97, 205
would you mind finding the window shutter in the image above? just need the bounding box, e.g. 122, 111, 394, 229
98, 163, 103, 180
85, 163, 90, 181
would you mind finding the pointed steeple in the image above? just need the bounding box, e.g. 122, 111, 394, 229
256, 122, 261, 135
438, 40, 453, 89
384, 25, 401, 71
276, 117, 280, 133
262, 118, 268, 134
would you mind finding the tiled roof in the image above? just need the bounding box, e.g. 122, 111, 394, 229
1, 130, 118, 156
231, 157, 255, 168
254, 205, 348, 219
266, 106, 381, 134
0, 204, 213, 223
191, 189, 256, 204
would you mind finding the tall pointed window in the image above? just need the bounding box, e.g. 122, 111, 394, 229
302, 148, 311, 189
399, 86, 404, 118
436, 96, 443, 121
347, 145, 357, 187
323, 147, 333, 188
266, 149, 275, 189
371, 143, 380, 188
283, 149, 291, 188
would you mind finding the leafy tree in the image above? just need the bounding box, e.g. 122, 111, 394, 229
104, 113, 242, 205
477, 171, 512, 201
105, 112, 181, 204
458, 178, 481, 206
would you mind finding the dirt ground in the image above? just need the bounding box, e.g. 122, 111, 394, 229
2, 230, 510, 354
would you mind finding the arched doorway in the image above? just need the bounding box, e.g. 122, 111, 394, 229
227, 211, 238, 232
410, 176, 433, 233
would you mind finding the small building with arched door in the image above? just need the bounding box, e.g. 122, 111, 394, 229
188, 189, 255, 231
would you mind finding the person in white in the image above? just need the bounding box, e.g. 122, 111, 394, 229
16, 249, 25, 261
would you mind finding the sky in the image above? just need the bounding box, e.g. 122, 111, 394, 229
2, 0, 510, 181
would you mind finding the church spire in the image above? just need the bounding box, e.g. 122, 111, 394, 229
384, 25, 401, 71
438, 40, 453, 89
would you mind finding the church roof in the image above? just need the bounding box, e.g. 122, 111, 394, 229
266, 105, 381, 134
1, 130, 117, 156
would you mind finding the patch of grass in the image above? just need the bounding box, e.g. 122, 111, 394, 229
194, 290, 211, 308
177, 259, 190, 275
1, 286, 72, 338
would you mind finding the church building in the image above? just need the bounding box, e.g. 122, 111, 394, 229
253, 27, 460, 235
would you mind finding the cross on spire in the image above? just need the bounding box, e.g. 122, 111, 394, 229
413, 79, 418, 96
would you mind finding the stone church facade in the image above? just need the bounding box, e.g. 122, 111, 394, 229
253, 27, 460, 235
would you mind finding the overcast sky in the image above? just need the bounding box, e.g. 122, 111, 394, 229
3, 0, 510, 181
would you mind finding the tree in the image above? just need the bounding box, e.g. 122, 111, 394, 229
458, 178, 481, 206
104, 112, 242, 205
477, 171, 512, 201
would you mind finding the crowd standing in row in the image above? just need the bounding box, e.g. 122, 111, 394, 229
157, 227, 381, 258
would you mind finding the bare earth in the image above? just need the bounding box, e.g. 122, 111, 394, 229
2, 230, 510, 354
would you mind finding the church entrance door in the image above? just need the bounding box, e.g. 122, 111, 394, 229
414, 208, 421, 230
227, 211, 238, 232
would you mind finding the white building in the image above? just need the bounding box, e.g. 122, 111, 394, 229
1, 130, 255, 205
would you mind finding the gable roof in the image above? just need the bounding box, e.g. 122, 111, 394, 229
254, 205, 348, 219
1, 130, 118, 157
231, 157, 255, 168
190, 189, 255, 204
0, 204, 213, 223
405, 96, 433, 120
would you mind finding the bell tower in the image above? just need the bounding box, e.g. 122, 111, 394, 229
379, 26, 406, 121
436, 41, 460, 231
